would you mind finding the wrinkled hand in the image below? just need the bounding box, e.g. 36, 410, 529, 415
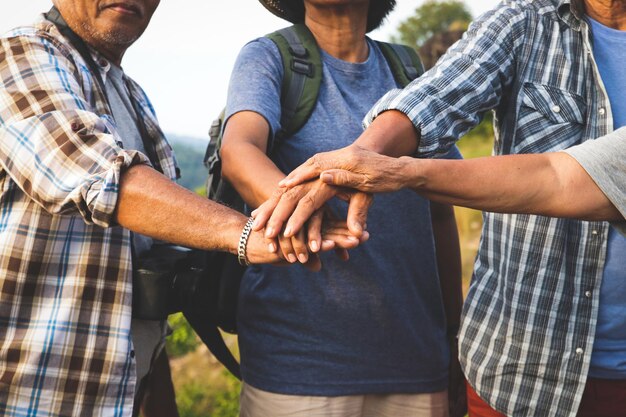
279, 144, 411, 193
252, 178, 373, 249
246, 216, 368, 272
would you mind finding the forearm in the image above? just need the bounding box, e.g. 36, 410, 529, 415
221, 141, 285, 208
405, 153, 620, 220
354, 110, 420, 157
116, 165, 247, 254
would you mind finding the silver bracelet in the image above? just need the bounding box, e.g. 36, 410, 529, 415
237, 217, 255, 266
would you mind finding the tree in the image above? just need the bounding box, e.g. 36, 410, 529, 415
392, 0, 472, 50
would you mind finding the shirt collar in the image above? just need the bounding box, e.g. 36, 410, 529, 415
557, 0, 586, 31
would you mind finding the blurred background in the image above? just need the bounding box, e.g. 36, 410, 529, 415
1, 1, 499, 415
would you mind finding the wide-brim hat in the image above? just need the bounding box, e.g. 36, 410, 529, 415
259, 0, 304, 24
258, 0, 396, 33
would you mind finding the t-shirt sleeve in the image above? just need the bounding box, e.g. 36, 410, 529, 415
563, 128, 626, 235
225, 38, 284, 139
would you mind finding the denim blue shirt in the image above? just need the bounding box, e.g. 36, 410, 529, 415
226, 37, 459, 396
366, 0, 614, 416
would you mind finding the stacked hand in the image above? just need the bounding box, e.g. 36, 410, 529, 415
251, 145, 414, 260
245, 179, 370, 270
280, 144, 413, 193
250, 176, 373, 266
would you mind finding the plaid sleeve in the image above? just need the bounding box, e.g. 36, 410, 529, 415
0, 32, 150, 228
364, 2, 527, 158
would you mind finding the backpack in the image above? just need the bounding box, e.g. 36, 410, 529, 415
192, 23, 424, 379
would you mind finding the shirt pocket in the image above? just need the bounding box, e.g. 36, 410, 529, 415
513, 83, 587, 154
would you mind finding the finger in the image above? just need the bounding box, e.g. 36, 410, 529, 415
320, 169, 368, 190
334, 248, 350, 261
307, 208, 324, 253
291, 228, 309, 264
265, 236, 278, 253
284, 186, 337, 238
320, 232, 360, 249
278, 159, 320, 188
265, 186, 306, 240
278, 231, 297, 264
252, 189, 283, 233
320, 240, 335, 251
245, 230, 283, 264
347, 192, 373, 237
303, 253, 322, 272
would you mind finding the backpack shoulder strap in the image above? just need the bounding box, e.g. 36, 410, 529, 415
265, 24, 322, 148
375, 41, 425, 87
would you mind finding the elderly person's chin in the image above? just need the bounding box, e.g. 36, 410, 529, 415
55, 0, 160, 58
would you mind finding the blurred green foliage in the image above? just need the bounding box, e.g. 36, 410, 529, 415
392, 0, 472, 49
169, 137, 208, 192
176, 372, 240, 417
167, 313, 200, 358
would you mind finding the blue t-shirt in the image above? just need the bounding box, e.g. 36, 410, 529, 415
225, 36, 460, 395
587, 16, 626, 379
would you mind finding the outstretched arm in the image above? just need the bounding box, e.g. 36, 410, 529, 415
116, 164, 279, 263
313, 147, 622, 221
252, 111, 415, 238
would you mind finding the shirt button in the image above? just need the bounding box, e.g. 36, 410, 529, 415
552, 105, 561, 113
585, 291, 592, 298
576, 347, 584, 355
591, 230, 599, 236
598, 107, 606, 115
98, 59, 108, 67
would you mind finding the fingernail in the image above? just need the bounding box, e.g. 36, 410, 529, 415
268, 242, 276, 252
352, 222, 363, 233
252, 218, 260, 228
287, 254, 297, 263
284, 226, 292, 236
298, 253, 308, 263
347, 235, 359, 242
321, 173, 332, 183
310, 240, 319, 252
265, 227, 274, 238
362, 231, 370, 241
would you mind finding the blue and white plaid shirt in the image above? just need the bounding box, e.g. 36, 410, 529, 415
0, 15, 178, 417
366, 0, 614, 416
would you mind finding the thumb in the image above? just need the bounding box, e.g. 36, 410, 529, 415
347, 192, 373, 238
320, 170, 365, 189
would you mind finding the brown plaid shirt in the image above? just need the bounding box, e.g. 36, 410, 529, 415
0, 15, 178, 417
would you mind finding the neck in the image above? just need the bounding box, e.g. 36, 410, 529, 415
89, 41, 125, 66
585, 0, 626, 30
304, 3, 369, 62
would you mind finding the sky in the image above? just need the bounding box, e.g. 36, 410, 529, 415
0, 1, 499, 139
